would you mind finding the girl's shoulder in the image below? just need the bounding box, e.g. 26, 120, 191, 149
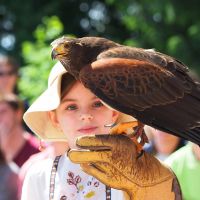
21, 157, 57, 200
25, 155, 69, 178
25, 157, 55, 178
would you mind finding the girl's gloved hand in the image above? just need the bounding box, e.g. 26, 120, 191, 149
68, 134, 182, 200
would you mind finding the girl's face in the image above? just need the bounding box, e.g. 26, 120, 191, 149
49, 81, 119, 149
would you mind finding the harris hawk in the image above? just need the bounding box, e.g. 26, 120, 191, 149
51, 36, 200, 151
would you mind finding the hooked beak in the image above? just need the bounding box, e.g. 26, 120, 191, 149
51, 49, 58, 60
51, 43, 69, 60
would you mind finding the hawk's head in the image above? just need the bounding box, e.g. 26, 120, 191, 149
51, 36, 119, 78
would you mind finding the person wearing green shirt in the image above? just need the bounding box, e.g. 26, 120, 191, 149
165, 142, 200, 200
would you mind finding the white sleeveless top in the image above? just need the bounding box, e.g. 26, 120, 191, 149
21, 155, 128, 200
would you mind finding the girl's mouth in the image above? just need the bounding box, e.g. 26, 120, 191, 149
78, 126, 97, 134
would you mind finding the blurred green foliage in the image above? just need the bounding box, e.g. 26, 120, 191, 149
1, 0, 200, 102
18, 16, 63, 103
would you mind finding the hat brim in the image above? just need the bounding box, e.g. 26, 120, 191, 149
23, 63, 68, 141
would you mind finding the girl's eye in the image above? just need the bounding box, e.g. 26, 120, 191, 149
66, 104, 78, 110
93, 101, 104, 108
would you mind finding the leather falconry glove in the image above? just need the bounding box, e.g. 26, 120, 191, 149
68, 134, 182, 200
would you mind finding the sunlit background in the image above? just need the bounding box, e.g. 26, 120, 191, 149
0, 0, 200, 102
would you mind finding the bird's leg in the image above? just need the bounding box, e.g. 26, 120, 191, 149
132, 122, 149, 145
109, 121, 148, 155
109, 121, 139, 134
131, 122, 149, 156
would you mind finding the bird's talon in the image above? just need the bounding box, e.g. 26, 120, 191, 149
109, 121, 148, 155
109, 121, 139, 135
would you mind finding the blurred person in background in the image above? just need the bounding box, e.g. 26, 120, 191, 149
0, 93, 40, 168
0, 54, 32, 132
165, 143, 200, 200
0, 55, 20, 95
0, 148, 19, 200
164, 64, 200, 200
144, 126, 186, 161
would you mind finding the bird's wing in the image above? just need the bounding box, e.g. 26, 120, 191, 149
97, 46, 189, 74
80, 57, 192, 112
79, 56, 200, 144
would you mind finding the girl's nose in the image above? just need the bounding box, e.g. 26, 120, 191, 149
80, 113, 93, 121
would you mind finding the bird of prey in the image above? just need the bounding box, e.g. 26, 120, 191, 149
51, 36, 200, 151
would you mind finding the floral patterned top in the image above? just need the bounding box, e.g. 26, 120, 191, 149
21, 155, 128, 200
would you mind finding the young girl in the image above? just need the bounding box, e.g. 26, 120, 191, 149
21, 62, 135, 200
21, 62, 181, 200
